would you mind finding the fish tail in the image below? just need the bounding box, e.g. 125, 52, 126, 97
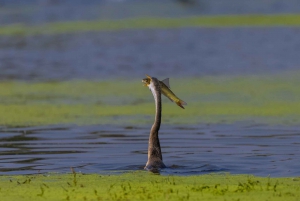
176, 99, 187, 109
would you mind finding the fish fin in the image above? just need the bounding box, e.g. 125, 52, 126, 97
161, 78, 170, 88
180, 99, 187, 105
176, 99, 187, 109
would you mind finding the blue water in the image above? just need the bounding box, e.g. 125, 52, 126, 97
0, 1, 299, 176
0, 1, 299, 81
1, 28, 300, 81
1, 123, 299, 176
1, 0, 300, 25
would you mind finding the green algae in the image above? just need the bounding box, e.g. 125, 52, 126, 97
0, 172, 299, 201
1, 72, 300, 126
1, 14, 300, 36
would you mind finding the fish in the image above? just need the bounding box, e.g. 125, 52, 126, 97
142, 75, 187, 109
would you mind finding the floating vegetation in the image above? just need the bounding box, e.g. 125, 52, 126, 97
0, 14, 300, 36
0, 72, 300, 126
0, 171, 299, 201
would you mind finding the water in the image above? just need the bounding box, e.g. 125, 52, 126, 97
1, 27, 300, 81
1, 123, 299, 176
0, 1, 300, 177
1, 0, 300, 25
0, 1, 299, 81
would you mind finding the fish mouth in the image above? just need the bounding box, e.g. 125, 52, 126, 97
142, 78, 150, 86
142, 81, 148, 86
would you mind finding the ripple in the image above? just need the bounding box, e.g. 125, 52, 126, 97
0, 123, 299, 176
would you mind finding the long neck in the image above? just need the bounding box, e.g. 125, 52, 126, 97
148, 79, 163, 161
151, 82, 161, 134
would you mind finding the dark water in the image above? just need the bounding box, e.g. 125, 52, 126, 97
1, 123, 299, 176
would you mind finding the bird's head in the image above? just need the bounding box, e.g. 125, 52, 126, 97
142, 74, 152, 86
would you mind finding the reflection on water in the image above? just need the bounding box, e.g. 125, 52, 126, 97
1, 123, 299, 176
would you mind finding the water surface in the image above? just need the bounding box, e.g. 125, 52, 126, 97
1, 123, 299, 177
0, 0, 299, 178
1, 27, 300, 81
1, 0, 300, 25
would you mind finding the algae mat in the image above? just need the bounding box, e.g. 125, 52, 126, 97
1, 72, 300, 126
1, 14, 300, 36
0, 172, 299, 201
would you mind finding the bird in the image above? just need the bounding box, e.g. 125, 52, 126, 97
142, 75, 186, 172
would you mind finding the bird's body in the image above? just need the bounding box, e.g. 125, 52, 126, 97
142, 75, 186, 171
